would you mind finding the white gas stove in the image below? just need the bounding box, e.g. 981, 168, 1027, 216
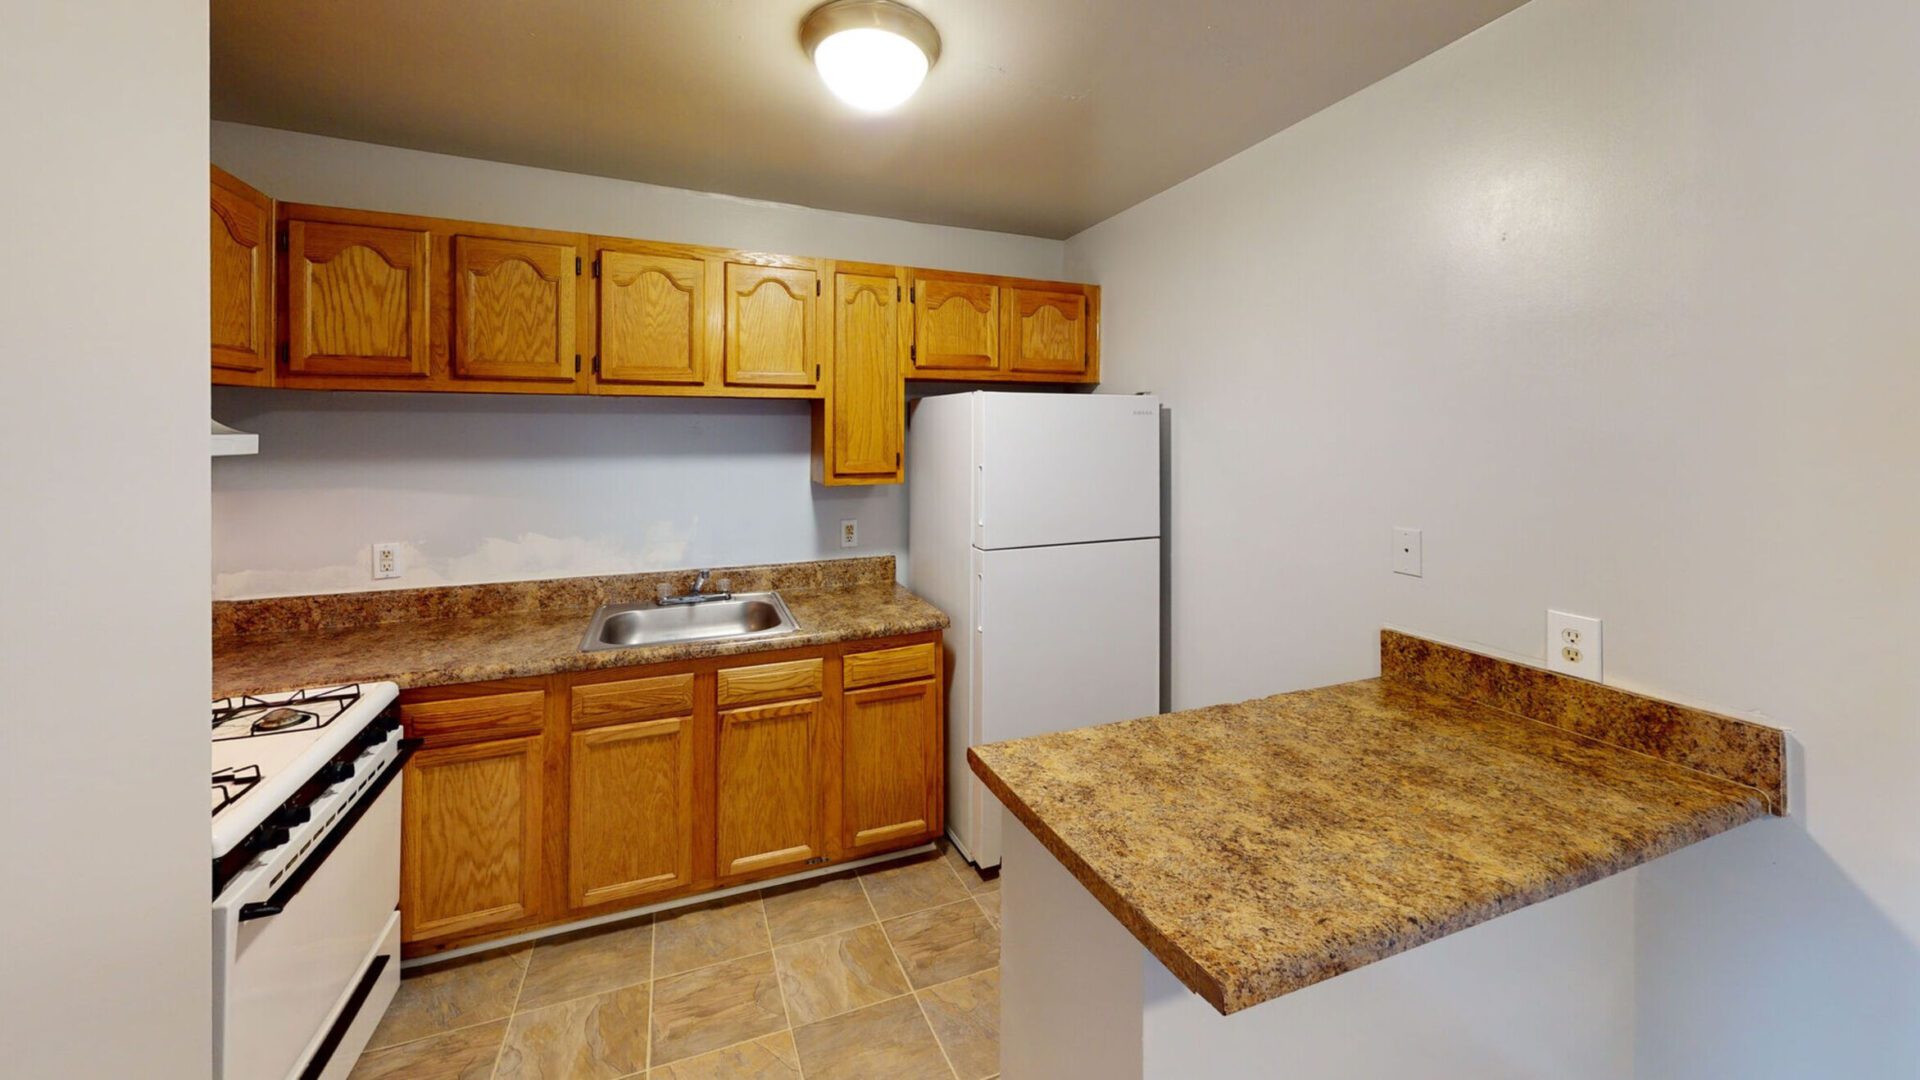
210, 682, 410, 1080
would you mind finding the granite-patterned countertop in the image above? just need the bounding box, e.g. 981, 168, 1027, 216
969, 650, 1777, 1015
213, 559, 948, 697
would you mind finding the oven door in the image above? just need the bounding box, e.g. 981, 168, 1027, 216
213, 751, 403, 1080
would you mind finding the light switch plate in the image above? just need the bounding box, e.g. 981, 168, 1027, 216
1391, 527, 1423, 577
1547, 610, 1603, 681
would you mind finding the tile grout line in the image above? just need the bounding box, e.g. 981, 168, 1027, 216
485, 949, 533, 1080
645, 910, 657, 1076
862, 870, 963, 1078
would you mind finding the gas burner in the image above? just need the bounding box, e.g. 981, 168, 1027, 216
212, 684, 364, 741
212, 764, 262, 817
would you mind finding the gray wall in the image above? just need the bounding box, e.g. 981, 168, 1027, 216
1, 3, 210, 1075
1066, 0, 1920, 1073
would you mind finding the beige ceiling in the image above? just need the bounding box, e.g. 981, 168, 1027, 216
211, 0, 1526, 239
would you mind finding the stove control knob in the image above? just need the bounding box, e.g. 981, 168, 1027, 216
320, 760, 356, 785
252, 826, 290, 852
269, 804, 311, 829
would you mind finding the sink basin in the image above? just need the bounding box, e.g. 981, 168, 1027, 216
580, 592, 799, 651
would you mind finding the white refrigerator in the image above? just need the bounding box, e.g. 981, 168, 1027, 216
908, 392, 1162, 869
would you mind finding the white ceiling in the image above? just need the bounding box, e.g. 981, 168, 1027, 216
211, 0, 1526, 239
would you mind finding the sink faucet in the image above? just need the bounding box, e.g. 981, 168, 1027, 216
659, 569, 731, 606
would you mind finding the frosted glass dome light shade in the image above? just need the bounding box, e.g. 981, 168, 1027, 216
801, 1, 941, 113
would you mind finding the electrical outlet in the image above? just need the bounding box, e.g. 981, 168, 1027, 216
1547, 610, 1602, 680
1391, 527, 1423, 577
372, 542, 404, 581
840, 519, 858, 549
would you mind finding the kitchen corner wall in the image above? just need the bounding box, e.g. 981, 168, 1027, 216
1066, 0, 1919, 1075
210, 122, 1066, 599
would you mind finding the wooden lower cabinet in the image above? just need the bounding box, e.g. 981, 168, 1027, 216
402, 736, 546, 943
397, 632, 943, 956
569, 717, 698, 907
716, 696, 827, 880
841, 678, 941, 855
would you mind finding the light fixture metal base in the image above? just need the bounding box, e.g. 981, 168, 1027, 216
800, 0, 942, 66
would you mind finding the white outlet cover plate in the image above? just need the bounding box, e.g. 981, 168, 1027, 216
372, 542, 404, 580
1547, 610, 1603, 681
1391, 527, 1423, 577
840, 519, 858, 548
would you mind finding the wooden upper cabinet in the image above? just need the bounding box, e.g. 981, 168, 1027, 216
715, 696, 825, 879
209, 167, 274, 385
823, 269, 906, 483
569, 716, 697, 908
286, 219, 431, 378
451, 235, 577, 382
841, 678, 941, 853
597, 249, 707, 386
1005, 286, 1089, 376
724, 262, 821, 391
402, 736, 544, 943
912, 275, 999, 375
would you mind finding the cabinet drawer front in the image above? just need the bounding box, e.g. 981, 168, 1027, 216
402, 690, 546, 744
842, 642, 938, 690
570, 673, 695, 730
716, 658, 824, 708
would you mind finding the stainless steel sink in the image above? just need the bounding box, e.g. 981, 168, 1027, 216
580, 592, 799, 651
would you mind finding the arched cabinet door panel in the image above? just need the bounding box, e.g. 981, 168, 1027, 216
286, 219, 431, 378
598, 250, 707, 386
724, 262, 822, 390
453, 235, 577, 383
1004, 286, 1089, 376
912, 275, 999, 375
209, 167, 274, 385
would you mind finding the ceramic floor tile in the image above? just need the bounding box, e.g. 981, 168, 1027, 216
973, 887, 1001, 925
647, 1030, 801, 1080
762, 872, 875, 945
365, 945, 529, 1050
516, 919, 653, 1011
884, 899, 1000, 989
917, 968, 999, 1080
773, 923, 912, 1025
347, 1018, 507, 1080
790, 994, 954, 1080
648, 952, 788, 1066
859, 851, 969, 920
494, 983, 649, 1080
652, 895, 771, 977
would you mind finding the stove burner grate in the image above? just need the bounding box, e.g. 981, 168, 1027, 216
212, 684, 364, 740
212, 764, 263, 817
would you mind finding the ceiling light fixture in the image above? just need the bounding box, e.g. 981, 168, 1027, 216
801, 0, 941, 113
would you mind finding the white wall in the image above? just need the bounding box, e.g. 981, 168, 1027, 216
211, 123, 1065, 598
0, 4, 210, 1077
1065, 0, 1919, 1074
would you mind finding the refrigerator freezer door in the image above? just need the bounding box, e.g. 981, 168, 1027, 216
975, 393, 1161, 550
963, 537, 1161, 868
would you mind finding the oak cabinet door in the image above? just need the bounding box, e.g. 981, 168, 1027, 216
402, 736, 544, 943
452, 235, 577, 382
209, 168, 273, 383
715, 697, 825, 879
827, 271, 906, 481
912, 275, 999, 374
1004, 286, 1088, 376
569, 717, 696, 908
841, 679, 940, 852
287, 220, 431, 378
724, 262, 821, 389
598, 250, 707, 386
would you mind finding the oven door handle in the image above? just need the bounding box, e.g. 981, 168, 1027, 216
238, 739, 417, 923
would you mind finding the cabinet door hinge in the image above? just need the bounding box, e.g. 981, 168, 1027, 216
909, 285, 915, 303
276, 341, 288, 364
592, 355, 601, 375
814, 363, 821, 381
896, 283, 902, 301
276, 230, 288, 252
909, 343, 916, 363
816, 280, 822, 296
575, 256, 582, 275
895, 451, 901, 468
805, 856, 831, 866
574, 354, 581, 374
592, 257, 600, 278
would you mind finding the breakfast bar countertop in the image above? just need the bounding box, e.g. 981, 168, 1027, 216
212, 556, 948, 697
968, 631, 1785, 1015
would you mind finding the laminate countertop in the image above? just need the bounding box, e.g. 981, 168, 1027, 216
212, 558, 948, 697
968, 632, 1784, 1015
